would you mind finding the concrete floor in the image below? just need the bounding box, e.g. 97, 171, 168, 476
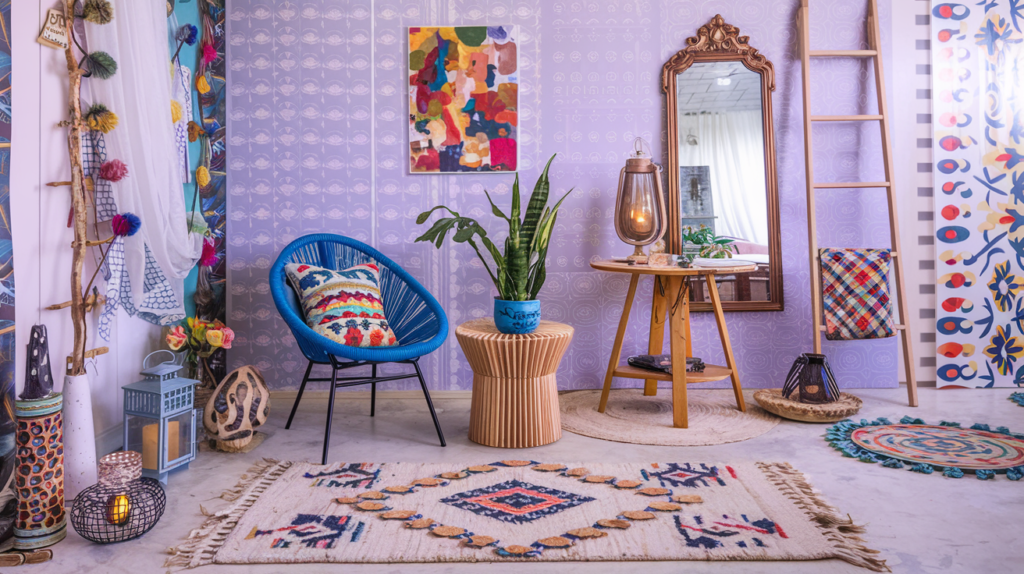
44, 387, 1024, 574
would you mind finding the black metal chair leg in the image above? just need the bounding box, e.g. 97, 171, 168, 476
370, 364, 377, 417
322, 361, 339, 465
412, 359, 445, 447
286, 360, 314, 430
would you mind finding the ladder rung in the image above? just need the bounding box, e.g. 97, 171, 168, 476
813, 182, 891, 188
813, 251, 897, 259
819, 324, 906, 332
811, 115, 883, 122
809, 50, 878, 57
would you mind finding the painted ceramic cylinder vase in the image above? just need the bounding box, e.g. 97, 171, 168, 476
14, 394, 67, 549
493, 299, 541, 335
61, 374, 97, 500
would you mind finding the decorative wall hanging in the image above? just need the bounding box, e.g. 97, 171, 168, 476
931, 1, 1024, 388
191, 1, 227, 383
13, 394, 66, 549
122, 351, 198, 483
826, 416, 1024, 481
167, 459, 886, 571
0, 1, 17, 552
45, 0, 128, 503
203, 365, 270, 452
69, 451, 166, 544
408, 25, 518, 173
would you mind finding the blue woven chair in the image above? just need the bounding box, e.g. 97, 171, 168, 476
270, 233, 447, 464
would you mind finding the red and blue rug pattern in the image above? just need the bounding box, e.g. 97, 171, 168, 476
826, 416, 1024, 481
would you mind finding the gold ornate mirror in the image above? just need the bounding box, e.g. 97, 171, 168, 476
662, 15, 783, 311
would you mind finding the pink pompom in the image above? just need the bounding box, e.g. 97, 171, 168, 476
202, 44, 217, 65
199, 239, 218, 267
99, 159, 129, 182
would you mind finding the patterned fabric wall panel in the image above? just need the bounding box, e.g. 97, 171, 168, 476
227, 0, 899, 391
931, 1, 1024, 388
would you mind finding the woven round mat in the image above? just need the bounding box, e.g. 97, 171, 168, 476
753, 389, 863, 423
559, 389, 780, 446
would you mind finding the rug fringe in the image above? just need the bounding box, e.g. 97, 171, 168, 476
756, 462, 890, 573
164, 458, 290, 569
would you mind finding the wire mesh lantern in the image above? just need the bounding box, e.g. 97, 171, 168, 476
69, 451, 166, 544
122, 351, 198, 483
614, 137, 667, 264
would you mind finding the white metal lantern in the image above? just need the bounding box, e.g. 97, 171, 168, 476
122, 351, 198, 484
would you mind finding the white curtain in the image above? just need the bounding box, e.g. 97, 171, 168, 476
678, 110, 769, 246
85, 1, 201, 316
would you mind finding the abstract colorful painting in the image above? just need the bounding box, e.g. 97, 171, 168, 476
408, 26, 518, 173
932, 1, 1024, 387
0, 0, 17, 551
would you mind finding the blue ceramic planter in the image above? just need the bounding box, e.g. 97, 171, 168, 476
494, 299, 541, 334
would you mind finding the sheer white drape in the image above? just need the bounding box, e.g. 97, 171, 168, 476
678, 110, 769, 246
85, 1, 201, 314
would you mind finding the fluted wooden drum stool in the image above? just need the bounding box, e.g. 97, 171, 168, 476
456, 319, 574, 448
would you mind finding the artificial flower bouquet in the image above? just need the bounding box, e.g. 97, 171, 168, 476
166, 318, 234, 389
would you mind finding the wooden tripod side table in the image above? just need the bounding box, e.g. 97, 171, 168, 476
456, 319, 574, 448
590, 260, 756, 428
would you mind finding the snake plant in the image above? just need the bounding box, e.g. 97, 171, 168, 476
415, 155, 571, 301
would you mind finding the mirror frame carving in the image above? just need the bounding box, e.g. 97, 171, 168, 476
661, 14, 783, 312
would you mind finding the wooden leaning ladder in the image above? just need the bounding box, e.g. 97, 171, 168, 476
798, 0, 918, 407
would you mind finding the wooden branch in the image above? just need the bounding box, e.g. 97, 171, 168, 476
65, 346, 109, 370
63, 0, 88, 377
0, 324, 14, 336
45, 293, 106, 312
71, 236, 113, 248
47, 177, 95, 191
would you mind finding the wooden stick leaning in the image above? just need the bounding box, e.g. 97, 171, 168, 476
62, 0, 88, 377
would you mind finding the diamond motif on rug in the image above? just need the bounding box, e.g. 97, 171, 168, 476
440, 479, 595, 524
647, 463, 726, 488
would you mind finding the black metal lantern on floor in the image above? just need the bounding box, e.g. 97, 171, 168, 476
69, 451, 166, 544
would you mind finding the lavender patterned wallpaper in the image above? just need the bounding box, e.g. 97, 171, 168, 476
226, 0, 899, 391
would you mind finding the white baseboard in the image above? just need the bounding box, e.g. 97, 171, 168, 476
95, 423, 124, 457
271, 390, 474, 401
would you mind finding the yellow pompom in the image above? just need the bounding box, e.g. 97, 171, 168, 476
196, 166, 211, 187
86, 106, 119, 134
171, 100, 183, 124
196, 75, 211, 95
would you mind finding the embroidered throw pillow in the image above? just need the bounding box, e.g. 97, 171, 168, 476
284, 262, 399, 348
819, 248, 895, 340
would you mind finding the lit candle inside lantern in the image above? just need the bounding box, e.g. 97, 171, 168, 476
630, 204, 653, 234
106, 493, 131, 525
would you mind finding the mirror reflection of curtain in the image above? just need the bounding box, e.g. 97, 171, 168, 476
679, 110, 768, 246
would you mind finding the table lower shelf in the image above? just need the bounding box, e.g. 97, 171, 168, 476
612, 363, 732, 383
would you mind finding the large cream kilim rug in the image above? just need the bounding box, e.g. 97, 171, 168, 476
167, 459, 887, 571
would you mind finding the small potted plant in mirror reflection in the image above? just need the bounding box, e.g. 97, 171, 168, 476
415, 154, 571, 335
680, 224, 738, 264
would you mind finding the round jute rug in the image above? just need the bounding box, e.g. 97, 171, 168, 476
559, 389, 781, 446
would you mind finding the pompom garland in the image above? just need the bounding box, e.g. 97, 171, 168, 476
187, 121, 202, 143
196, 166, 211, 188
171, 100, 183, 124
85, 104, 119, 133
82, 0, 114, 25
99, 160, 129, 182
199, 239, 218, 267
85, 51, 118, 79
196, 75, 211, 95
201, 44, 217, 65
179, 24, 199, 47
111, 213, 141, 237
